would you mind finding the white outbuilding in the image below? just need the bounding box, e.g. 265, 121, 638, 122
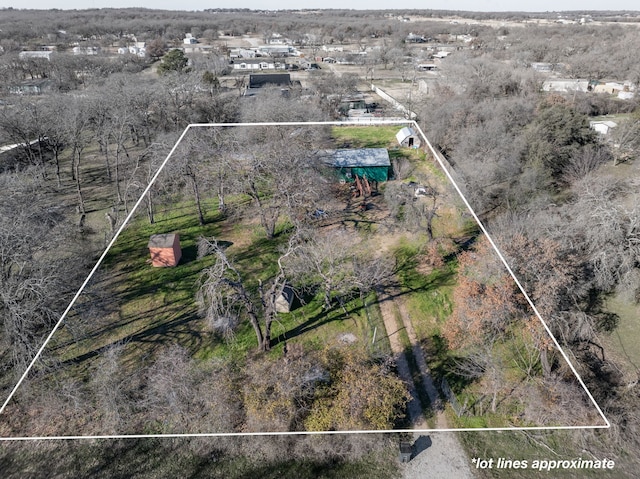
396, 127, 421, 148
589, 120, 618, 135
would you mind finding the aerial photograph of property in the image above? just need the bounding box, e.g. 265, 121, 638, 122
0, 2, 639, 478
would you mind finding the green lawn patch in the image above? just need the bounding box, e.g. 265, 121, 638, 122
331, 125, 408, 149
394, 236, 457, 338
53, 191, 396, 375
603, 294, 640, 373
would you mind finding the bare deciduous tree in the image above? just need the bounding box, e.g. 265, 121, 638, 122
196, 233, 298, 351
237, 127, 326, 239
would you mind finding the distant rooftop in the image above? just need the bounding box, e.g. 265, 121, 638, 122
248, 73, 291, 88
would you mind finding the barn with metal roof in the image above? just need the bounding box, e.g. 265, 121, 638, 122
321, 148, 391, 183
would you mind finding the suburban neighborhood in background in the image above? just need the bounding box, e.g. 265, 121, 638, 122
1, 7, 639, 479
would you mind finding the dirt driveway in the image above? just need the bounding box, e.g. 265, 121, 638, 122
376, 281, 476, 478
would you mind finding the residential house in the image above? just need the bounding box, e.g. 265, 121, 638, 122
183, 44, 216, 54
257, 45, 298, 57
542, 79, 589, 93
72, 46, 99, 55
229, 48, 257, 59
590, 120, 617, 135
266, 33, 289, 45
405, 32, 426, 43
248, 73, 292, 89
299, 59, 320, 70
118, 45, 146, 57
322, 45, 344, 52
593, 81, 635, 96
531, 62, 554, 73
9, 79, 54, 95
19, 51, 54, 61
231, 58, 286, 71
593, 82, 624, 95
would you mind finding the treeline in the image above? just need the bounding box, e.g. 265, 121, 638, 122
417, 36, 640, 472
0, 71, 234, 396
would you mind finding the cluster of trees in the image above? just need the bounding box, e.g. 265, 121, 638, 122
0, 170, 91, 382
4, 342, 407, 436
0, 122, 411, 438
0, 70, 246, 203
441, 235, 598, 423
417, 22, 640, 470
0, 53, 148, 94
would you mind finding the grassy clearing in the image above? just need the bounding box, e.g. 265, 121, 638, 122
603, 294, 640, 376
394, 237, 457, 339
50, 199, 227, 367
331, 125, 405, 149
458, 430, 618, 479
195, 289, 390, 364
52, 183, 394, 376
52, 126, 410, 370
52, 197, 303, 366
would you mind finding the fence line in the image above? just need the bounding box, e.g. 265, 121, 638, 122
369, 84, 417, 120
441, 377, 465, 417
345, 116, 408, 124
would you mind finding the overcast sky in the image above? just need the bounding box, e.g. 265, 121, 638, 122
1, 0, 639, 12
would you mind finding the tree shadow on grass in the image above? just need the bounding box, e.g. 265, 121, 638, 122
421, 334, 477, 395
179, 240, 235, 266
180, 244, 198, 264
57, 309, 202, 368
111, 262, 203, 305
271, 301, 365, 348
393, 248, 457, 294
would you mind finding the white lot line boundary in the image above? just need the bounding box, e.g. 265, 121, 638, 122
0, 120, 608, 441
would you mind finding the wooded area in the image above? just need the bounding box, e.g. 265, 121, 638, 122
1, 6, 640, 478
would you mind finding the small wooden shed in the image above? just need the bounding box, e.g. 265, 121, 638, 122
399, 442, 413, 463
148, 233, 182, 267
275, 284, 295, 313
396, 127, 421, 148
